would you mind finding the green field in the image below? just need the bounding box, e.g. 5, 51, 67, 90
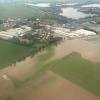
0, 39, 33, 69
0, 3, 44, 19
46, 53, 100, 96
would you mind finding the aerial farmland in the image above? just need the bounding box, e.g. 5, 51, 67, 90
0, 0, 100, 100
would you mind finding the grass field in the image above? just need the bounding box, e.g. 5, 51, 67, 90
0, 3, 44, 19
0, 39, 33, 69
46, 53, 100, 96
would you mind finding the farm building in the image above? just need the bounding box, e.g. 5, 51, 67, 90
0, 26, 31, 39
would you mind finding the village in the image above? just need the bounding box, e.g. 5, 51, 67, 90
0, 17, 55, 44
1, 1, 100, 100
0, 17, 98, 45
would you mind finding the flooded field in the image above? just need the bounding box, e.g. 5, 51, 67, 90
0, 39, 100, 100
51, 39, 100, 62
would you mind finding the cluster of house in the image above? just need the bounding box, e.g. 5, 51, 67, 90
0, 17, 97, 44
2, 17, 42, 28
2, 18, 32, 28
3, 18, 17, 27
0, 17, 43, 43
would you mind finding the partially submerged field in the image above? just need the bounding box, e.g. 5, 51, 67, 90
0, 39, 100, 100
0, 39, 33, 69
0, 1, 100, 100
50, 53, 100, 96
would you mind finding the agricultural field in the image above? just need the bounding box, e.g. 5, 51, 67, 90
0, 3, 43, 19
49, 53, 100, 96
0, 0, 100, 100
32, 39, 100, 97
1, 42, 100, 100
0, 2, 73, 25
0, 39, 100, 100
0, 39, 33, 69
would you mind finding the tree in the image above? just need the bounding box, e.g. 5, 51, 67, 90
0, 19, 3, 24
27, 17, 36, 23
5, 96, 13, 100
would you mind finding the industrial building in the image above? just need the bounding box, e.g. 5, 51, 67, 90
0, 26, 31, 40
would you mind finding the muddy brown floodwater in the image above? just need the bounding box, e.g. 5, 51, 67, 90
0, 39, 100, 100
51, 39, 100, 62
